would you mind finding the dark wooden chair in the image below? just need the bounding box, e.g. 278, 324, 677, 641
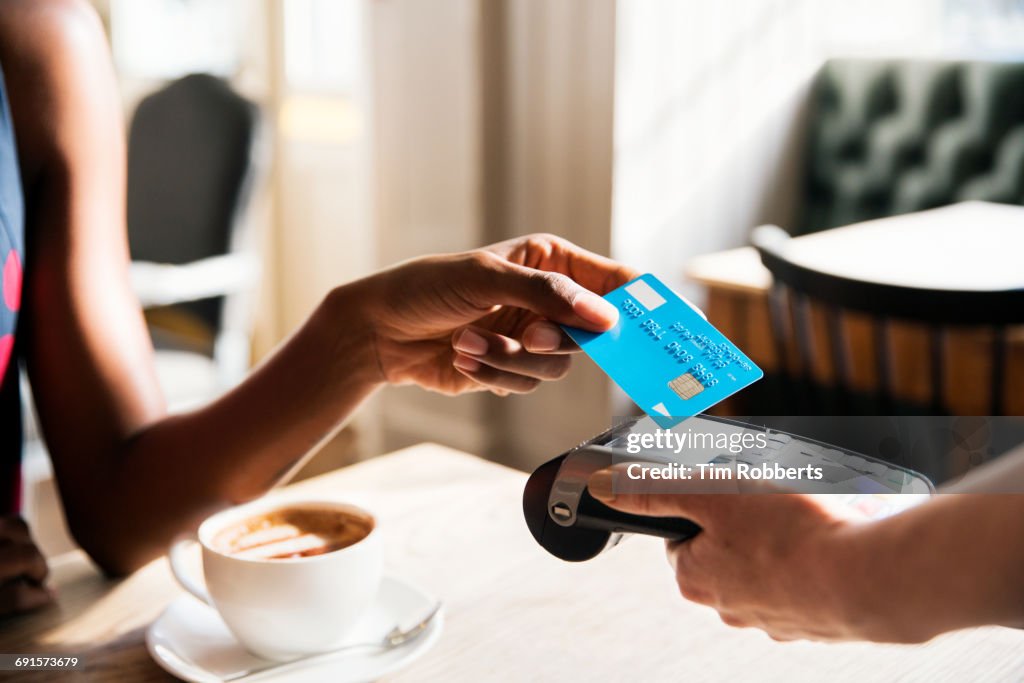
126, 74, 263, 406
752, 225, 1024, 415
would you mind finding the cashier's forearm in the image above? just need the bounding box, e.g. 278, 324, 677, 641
842, 493, 1024, 642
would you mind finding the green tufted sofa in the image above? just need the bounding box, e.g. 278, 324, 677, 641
798, 58, 1024, 235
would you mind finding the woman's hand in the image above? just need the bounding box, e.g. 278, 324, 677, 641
366, 234, 638, 396
0, 516, 53, 617
587, 466, 879, 642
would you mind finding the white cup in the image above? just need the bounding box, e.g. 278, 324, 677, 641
169, 499, 382, 661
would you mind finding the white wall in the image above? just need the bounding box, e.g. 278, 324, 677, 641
610, 0, 957, 304
369, 0, 490, 457
482, 0, 618, 469
370, 0, 618, 469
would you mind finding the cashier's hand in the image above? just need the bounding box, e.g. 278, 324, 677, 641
369, 234, 638, 396
0, 516, 53, 617
587, 465, 868, 642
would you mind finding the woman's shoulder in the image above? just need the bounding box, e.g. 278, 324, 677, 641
0, 0, 108, 79
0, 0, 104, 42
0, 0, 115, 181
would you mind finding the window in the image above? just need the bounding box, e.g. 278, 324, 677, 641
110, 0, 248, 78
945, 0, 1024, 57
283, 0, 364, 94
280, 0, 367, 144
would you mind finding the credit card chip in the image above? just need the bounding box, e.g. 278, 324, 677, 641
668, 372, 704, 400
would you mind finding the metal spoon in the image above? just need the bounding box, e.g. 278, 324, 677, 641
222, 602, 442, 681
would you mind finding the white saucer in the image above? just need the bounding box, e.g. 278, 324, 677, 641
146, 576, 442, 682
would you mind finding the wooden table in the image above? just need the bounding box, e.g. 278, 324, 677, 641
4, 444, 1024, 681
685, 202, 1024, 414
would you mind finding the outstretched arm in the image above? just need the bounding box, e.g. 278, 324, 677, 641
1, 0, 636, 575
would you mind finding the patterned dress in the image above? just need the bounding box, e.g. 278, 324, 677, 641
0, 62, 26, 513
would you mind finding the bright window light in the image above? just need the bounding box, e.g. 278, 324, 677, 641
110, 0, 246, 78
283, 0, 363, 94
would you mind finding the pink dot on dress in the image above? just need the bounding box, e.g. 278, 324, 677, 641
0, 334, 12, 378
2, 249, 20, 312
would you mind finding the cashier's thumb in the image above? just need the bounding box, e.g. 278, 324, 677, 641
587, 465, 718, 526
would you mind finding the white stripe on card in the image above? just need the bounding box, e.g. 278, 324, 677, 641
625, 280, 666, 311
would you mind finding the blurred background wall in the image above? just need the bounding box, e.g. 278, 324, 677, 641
75, 0, 620, 480
77, 0, 1024, 479
612, 0, 1024, 301
21, 0, 1024, 557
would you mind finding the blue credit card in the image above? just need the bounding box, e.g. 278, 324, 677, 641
562, 274, 763, 428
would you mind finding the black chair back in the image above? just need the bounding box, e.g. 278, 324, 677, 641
127, 74, 260, 334
800, 59, 1024, 235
